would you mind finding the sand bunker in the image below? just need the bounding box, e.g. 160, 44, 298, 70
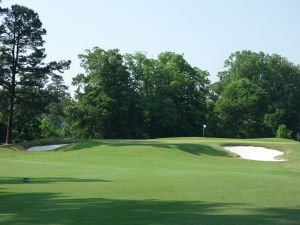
27, 144, 68, 152
223, 146, 286, 161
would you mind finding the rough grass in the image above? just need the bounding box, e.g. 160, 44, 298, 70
0, 137, 300, 225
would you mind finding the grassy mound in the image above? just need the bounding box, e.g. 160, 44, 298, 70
0, 137, 299, 225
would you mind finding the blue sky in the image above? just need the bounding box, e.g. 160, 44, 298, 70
3, 0, 300, 93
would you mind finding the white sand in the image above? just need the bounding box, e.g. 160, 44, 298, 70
223, 146, 286, 161
27, 144, 68, 151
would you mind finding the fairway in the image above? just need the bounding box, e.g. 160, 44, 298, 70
1, 137, 300, 225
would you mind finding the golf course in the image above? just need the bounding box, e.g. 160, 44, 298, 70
1, 1, 300, 225
1, 137, 300, 225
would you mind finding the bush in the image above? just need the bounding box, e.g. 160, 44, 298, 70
276, 124, 292, 139
39, 115, 59, 138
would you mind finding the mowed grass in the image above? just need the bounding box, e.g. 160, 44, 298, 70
0, 137, 300, 225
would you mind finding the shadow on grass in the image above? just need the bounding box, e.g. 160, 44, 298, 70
0, 191, 299, 225
103, 142, 231, 157
175, 144, 230, 157
0, 177, 111, 185
62, 141, 230, 157
61, 141, 102, 151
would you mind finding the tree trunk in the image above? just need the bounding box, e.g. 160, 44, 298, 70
5, 89, 15, 144
5, 32, 18, 144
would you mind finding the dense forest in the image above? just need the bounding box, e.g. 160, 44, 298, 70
1, 5, 300, 143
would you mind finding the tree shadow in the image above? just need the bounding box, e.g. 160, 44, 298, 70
53, 137, 237, 158
175, 144, 230, 156
102, 142, 231, 157
0, 191, 299, 225
60, 141, 102, 151
60, 140, 169, 152
0, 177, 111, 185
58, 139, 230, 157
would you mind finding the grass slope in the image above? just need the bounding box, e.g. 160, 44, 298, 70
0, 137, 300, 225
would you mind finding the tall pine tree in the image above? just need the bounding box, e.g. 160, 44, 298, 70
0, 5, 70, 143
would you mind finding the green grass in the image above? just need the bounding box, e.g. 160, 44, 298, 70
0, 137, 300, 225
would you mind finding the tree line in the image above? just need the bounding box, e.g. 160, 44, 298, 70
1, 5, 300, 143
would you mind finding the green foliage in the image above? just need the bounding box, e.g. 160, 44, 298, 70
70, 47, 143, 138
1, 9, 299, 142
213, 50, 300, 138
276, 124, 292, 139
215, 78, 266, 138
0, 4, 70, 143
70, 48, 209, 138
39, 115, 59, 138
263, 108, 285, 133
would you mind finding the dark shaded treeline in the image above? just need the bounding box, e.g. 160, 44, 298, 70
1, 4, 300, 142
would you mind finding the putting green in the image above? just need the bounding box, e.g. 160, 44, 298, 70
0, 137, 300, 225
